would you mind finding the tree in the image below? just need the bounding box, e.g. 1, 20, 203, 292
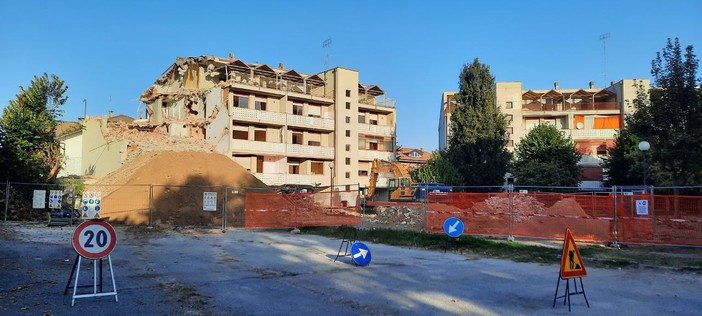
602, 128, 645, 186
447, 58, 512, 185
608, 38, 702, 186
512, 124, 581, 186
0, 73, 67, 183
411, 150, 462, 185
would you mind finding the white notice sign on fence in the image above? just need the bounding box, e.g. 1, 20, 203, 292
203, 192, 217, 211
33, 190, 46, 209
49, 190, 63, 209
636, 200, 649, 216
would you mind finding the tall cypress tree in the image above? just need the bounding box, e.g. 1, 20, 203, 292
447, 58, 512, 185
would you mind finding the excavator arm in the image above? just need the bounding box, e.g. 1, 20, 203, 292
367, 159, 379, 198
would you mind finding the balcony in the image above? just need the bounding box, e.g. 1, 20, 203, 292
359, 96, 396, 113
358, 123, 394, 135
231, 139, 286, 155
523, 101, 620, 112
358, 150, 394, 161
231, 107, 286, 125
561, 129, 618, 139
287, 144, 334, 159
254, 173, 326, 186
228, 72, 333, 100
286, 114, 335, 131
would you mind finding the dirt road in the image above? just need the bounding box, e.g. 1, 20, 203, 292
1, 223, 700, 315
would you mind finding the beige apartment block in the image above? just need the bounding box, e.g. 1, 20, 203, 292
140, 55, 397, 188
439, 79, 650, 186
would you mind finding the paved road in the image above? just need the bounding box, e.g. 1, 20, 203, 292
1, 224, 700, 315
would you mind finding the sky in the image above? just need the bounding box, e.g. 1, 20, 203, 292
1, 0, 701, 151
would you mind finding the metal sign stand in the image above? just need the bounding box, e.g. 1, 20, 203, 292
68, 255, 118, 306
334, 226, 357, 262
552, 276, 589, 312
64, 254, 103, 294
443, 236, 461, 254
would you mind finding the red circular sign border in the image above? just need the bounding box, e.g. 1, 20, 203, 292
72, 220, 117, 259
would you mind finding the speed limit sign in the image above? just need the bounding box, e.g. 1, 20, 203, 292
72, 220, 117, 259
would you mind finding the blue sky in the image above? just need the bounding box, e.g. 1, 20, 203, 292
1, 0, 700, 151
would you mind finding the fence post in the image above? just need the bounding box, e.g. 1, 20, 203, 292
507, 184, 514, 241
423, 184, 427, 233
222, 186, 227, 233
148, 184, 154, 227
4, 180, 9, 222
611, 185, 619, 248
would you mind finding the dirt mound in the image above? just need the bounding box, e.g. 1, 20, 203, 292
99, 151, 267, 225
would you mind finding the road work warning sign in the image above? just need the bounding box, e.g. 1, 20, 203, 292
560, 229, 587, 279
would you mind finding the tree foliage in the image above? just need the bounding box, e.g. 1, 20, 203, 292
604, 38, 702, 186
447, 58, 512, 185
512, 124, 581, 186
0, 73, 67, 183
411, 150, 462, 185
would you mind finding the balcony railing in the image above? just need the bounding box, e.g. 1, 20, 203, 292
254, 173, 326, 186
523, 101, 619, 112
560, 129, 618, 139
229, 71, 332, 99
358, 149, 394, 161
359, 96, 396, 109
358, 123, 394, 135
231, 107, 286, 125
231, 139, 286, 154
287, 144, 334, 158
286, 114, 335, 130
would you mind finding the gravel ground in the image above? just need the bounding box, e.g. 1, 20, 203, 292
1, 222, 701, 316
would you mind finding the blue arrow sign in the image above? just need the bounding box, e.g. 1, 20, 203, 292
443, 217, 464, 238
351, 242, 372, 266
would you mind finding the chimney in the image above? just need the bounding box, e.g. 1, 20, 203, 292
278, 62, 285, 71
108, 110, 114, 118
228, 52, 235, 59
554, 81, 559, 90
589, 81, 595, 89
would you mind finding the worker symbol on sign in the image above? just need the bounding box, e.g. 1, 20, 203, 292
560, 229, 586, 278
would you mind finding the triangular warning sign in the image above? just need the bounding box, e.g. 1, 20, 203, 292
82, 212, 88, 218
560, 229, 587, 279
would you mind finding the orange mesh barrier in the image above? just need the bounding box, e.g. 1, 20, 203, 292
615, 194, 702, 245
427, 192, 614, 242
244, 191, 360, 228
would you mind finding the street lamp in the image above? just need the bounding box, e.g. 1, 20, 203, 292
329, 162, 334, 206
638, 141, 650, 187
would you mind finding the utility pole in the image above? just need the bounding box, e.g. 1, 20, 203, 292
83, 99, 87, 120
322, 38, 332, 66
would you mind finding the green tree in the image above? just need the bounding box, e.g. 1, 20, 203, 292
611, 38, 702, 186
512, 124, 581, 186
447, 58, 512, 185
0, 73, 67, 183
602, 129, 645, 186
411, 150, 462, 185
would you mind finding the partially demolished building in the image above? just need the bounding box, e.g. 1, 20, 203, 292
140, 55, 397, 187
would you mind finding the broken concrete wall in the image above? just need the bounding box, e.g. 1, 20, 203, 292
205, 87, 230, 154
81, 117, 128, 178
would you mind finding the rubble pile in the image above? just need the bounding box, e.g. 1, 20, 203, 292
105, 120, 214, 161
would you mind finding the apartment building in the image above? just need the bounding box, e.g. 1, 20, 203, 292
140, 55, 397, 188
439, 79, 650, 186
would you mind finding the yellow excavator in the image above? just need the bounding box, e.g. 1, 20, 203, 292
367, 159, 416, 201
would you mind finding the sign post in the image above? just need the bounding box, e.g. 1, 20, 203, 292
553, 229, 590, 312
443, 217, 464, 252
68, 219, 118, 306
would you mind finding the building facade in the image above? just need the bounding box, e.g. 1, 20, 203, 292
439, 79, 650, 186
140, 56, 397, 188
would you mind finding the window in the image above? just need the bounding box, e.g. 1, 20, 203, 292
345, 130, 351, 137
507, 127, 513, 135
256, 156, 264, 173
292, 132, 303, 144
508, 140, 514, 147
597, 145, 608, 156
232, 130, 248, 140
506, 101, 513, 109
345, 116, 350, 124
369, 142, 378, 150
308, 105, 321, 118
311, 162, 324, 175
345, 90, 351, 97
345, 172, 350, 179
288, 159, 301, 174
358, 113, 365, 124
234, 95, 249, 108
293, 103, 303, 115
369, 119, 378, 125
254, 129, 266, 141
308, 140, 320, 146
505, 114, 513, 124
345, 157, 350, 165
346, 102, 350, 110
345, 185, 350, 191
409, 151, 421, 158
345, 144, 350, 151
255, 99, 267, 111
358, 170, 369, 176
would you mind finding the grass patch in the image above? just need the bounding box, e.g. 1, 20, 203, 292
302, 226, 702, 271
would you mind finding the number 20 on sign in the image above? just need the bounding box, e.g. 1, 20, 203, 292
72, 220, 117, 260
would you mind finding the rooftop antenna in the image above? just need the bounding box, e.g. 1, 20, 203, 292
322, 38, 332, 66
599, 33, 610, 84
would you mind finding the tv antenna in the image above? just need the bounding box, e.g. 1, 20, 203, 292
599, 33, 610, 84
322, 38, 332, 66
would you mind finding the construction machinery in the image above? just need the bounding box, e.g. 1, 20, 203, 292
367, 159, 417, 201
